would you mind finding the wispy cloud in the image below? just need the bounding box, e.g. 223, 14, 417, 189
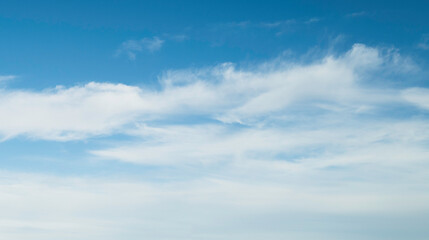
402, 87, 429, 109
304, 17, 321, 24
346, 11, 368, 18
258, 18, 320, 35
217, 18, 319, 31
168, 34, 188, 42
91, 120, 429, 167
417, 34, 429, 50
116, 36, 164, 60
250, 18, 320, 29
259, 19, 296, 28
0, 75, 16, 82
224, 21, 251, 28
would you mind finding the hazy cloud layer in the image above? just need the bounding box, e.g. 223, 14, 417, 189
0, 171, 427, 240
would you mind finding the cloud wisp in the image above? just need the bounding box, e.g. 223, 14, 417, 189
417, 34, 429, 50
116, 36, 164, 60
0, 75, 16, 82
346, 11, 368, 18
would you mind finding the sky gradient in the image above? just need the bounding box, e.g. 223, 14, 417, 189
1, 1, 429, 239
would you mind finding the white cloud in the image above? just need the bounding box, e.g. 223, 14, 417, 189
117, 36, 164, 60
0, 44, 420, 141
0, 82, 150, 140
91, 119, 429, 168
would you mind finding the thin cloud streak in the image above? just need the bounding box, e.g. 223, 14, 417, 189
0, 75, 16, 82
346, 11, 368, 18
116, 36, 164, 60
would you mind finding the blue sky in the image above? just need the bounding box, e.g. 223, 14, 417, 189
1, 1, 429, 239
